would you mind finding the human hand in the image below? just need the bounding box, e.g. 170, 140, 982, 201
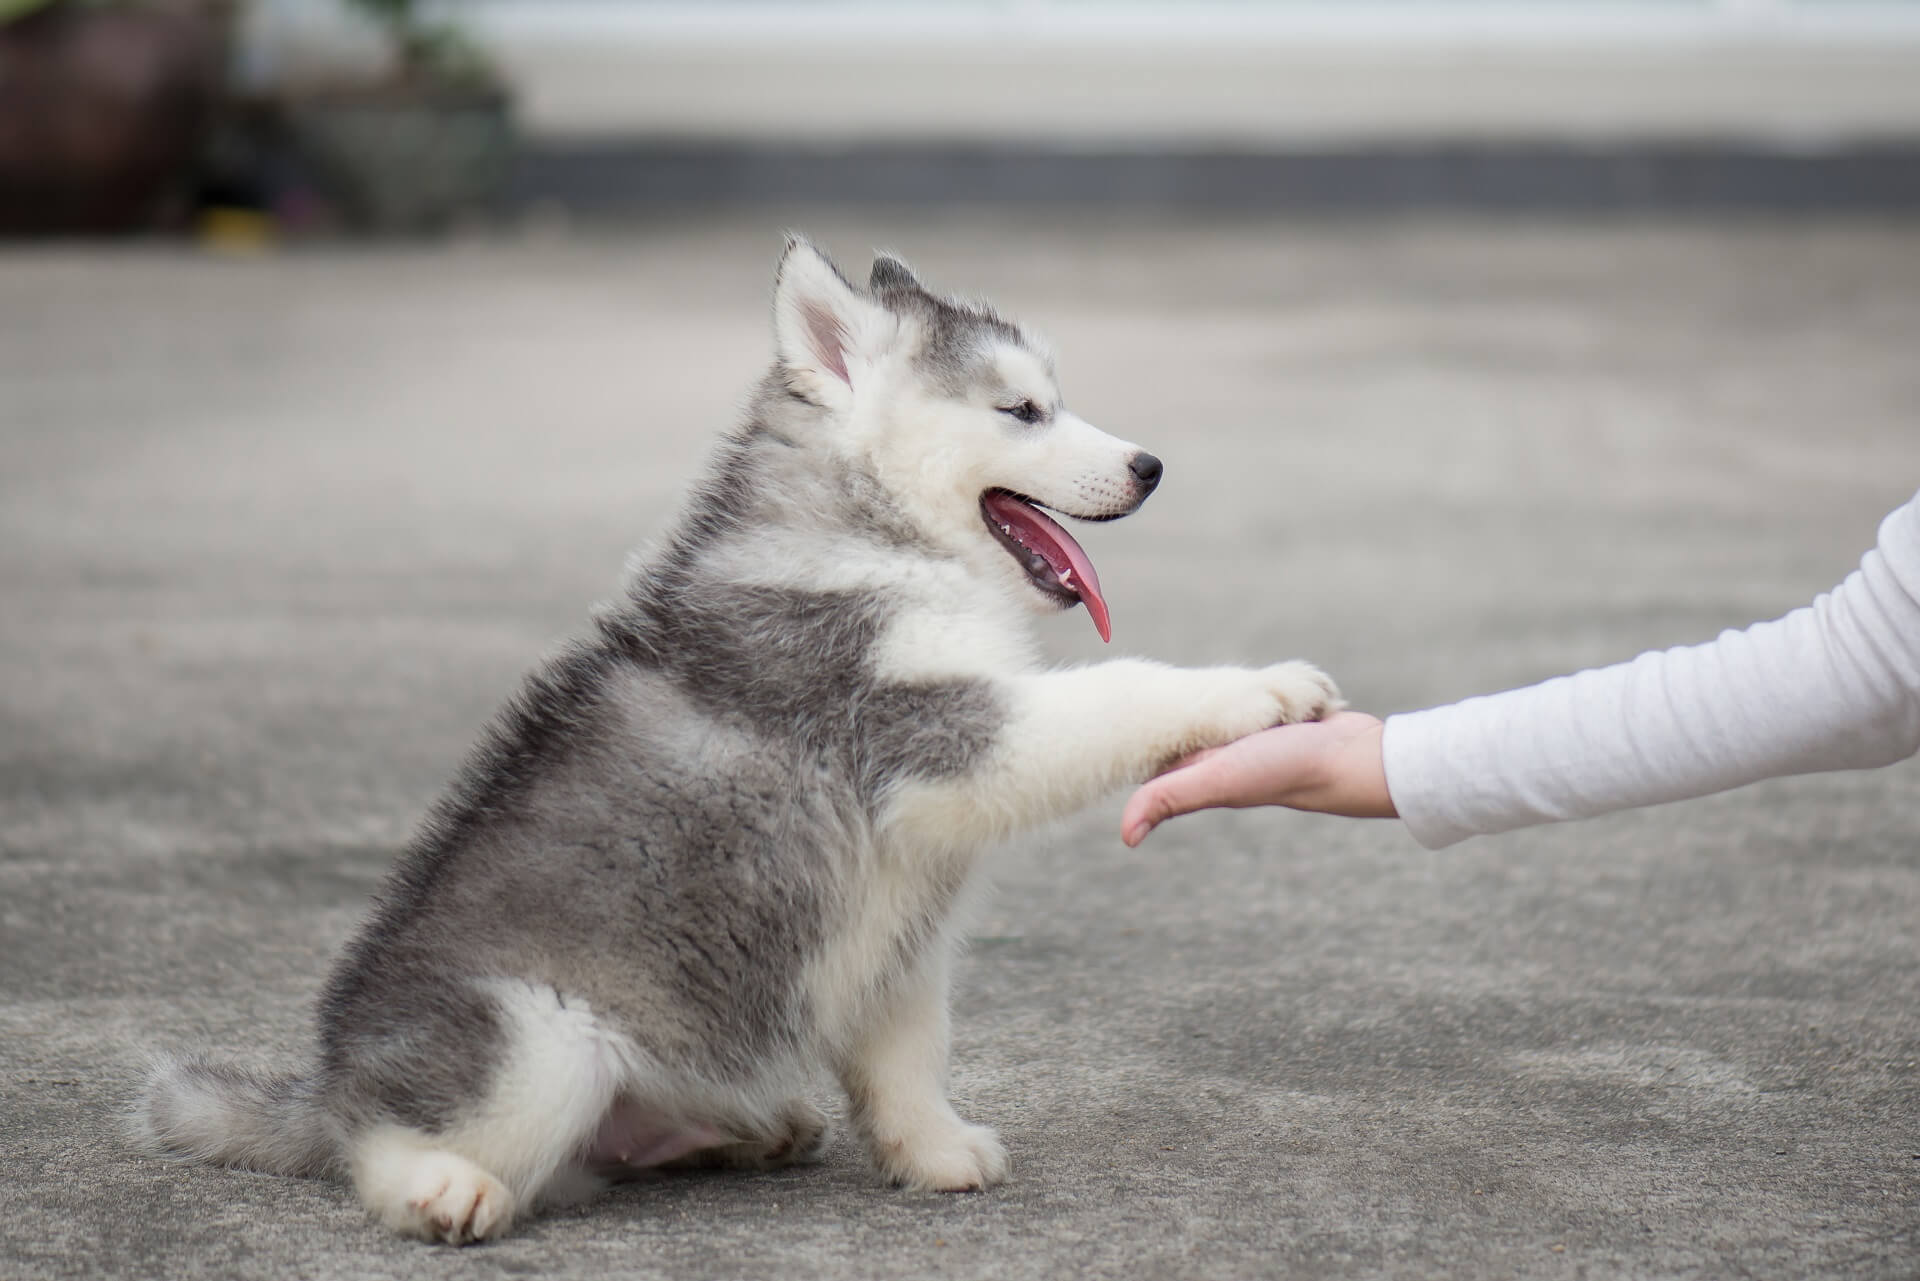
1120, 710, 1394, 846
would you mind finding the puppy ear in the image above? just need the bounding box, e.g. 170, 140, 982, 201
869, 254, 922, 294
773, 237, 889, 404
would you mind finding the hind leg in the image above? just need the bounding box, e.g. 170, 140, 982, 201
336, 978, 628, 1243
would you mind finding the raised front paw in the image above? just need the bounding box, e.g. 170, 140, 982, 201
1172, 661, 1344, 766
870, 1118, 1009, 1193
1258, 660, 1343, 726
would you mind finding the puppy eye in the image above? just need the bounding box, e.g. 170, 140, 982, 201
999, 399, 1043, 425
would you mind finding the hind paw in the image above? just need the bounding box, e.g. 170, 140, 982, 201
767, 1099, 832, 1165
665, 1099, 832, 1171
732, 1097, 832, 1169
378, 1151, 514, 1245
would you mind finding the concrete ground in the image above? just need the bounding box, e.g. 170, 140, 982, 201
2, 216, 1917, 1280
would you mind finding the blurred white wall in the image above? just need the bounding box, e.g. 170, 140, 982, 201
456, 1, 1920, 146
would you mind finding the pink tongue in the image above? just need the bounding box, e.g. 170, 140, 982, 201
984, 492, 1112, 643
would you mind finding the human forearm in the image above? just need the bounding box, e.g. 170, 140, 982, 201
1385, 496, 1920, 848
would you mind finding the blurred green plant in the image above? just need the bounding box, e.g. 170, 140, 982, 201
0, 0, 61, 23
344, 0, 498, 89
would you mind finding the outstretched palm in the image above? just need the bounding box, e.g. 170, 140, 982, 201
1121, 711, 1394, 845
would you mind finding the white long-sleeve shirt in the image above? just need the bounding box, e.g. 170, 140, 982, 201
1381, 490, 1920, 850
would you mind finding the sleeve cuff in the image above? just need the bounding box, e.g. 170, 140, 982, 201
1381, 709, 1479, 850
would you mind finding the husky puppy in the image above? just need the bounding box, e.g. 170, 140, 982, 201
137, 239, 1340, 1244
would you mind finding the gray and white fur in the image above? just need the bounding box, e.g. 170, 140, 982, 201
135, 239, 1340, 1244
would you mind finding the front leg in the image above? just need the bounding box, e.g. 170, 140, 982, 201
886, 659, 1340, 850
835, 943, 1008, 1193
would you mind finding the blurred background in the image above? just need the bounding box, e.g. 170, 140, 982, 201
3, 0, 1920, 233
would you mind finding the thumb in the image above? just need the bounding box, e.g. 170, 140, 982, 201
1121, 756, 1237, 847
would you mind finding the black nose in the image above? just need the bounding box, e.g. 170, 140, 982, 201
1128, 451, 1163, 494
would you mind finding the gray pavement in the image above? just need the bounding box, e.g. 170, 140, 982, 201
3, 216, 1918, 1279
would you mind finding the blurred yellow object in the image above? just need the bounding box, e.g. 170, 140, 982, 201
197, 207, 275, 254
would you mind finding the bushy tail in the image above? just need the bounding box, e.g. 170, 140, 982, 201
133, 1055, 339, 1178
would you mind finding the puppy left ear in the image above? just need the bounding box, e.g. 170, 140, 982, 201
773, 237, 890, 405
869, 254, 922, 293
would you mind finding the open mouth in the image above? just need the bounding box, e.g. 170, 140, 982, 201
980, 488, 1115, 643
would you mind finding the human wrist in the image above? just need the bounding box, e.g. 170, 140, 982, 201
1346, 718, 1395, 817
1305, 714, 1394, 818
